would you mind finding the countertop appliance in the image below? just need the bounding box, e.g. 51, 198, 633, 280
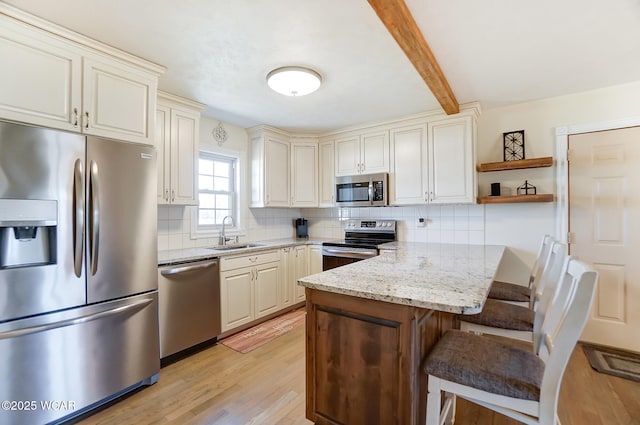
335, 173, 388, 207
0, 121, 159, 425
158, 258, 221, 360
322, 219, 396, 271
295, 218, 308, 239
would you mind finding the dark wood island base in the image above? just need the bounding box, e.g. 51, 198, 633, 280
305, 287, 455, 425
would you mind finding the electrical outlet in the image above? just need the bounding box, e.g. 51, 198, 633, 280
417, 217, 426, 228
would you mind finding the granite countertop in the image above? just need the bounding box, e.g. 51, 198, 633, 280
298, 242, 505, 314
158, 237, 329, 265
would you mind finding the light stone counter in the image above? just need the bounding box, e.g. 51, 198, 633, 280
298, 242, 505, 314
157, 237, 329, 265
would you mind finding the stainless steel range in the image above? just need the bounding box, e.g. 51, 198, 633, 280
322, 219, 397, 271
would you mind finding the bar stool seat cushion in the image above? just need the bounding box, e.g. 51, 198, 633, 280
489, 280, 531, 302
424, 330, 544, 401
458, 299, 534, 331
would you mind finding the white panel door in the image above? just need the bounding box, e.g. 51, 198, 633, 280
0, 19, 82, 131
361, 130, 389, 174
308, 245, 323, 275
265, 137, 290, 206
390, 124, 428, 205
428, 117, 475, 204
335, 136, 360, 176
220, 268, 254, 332
293, 246, 308, 302
169, 108, 198, 205
318, 140, 335, 207
569, 126, 640, 352
155, 106, 171, 204
83, 57, 155, 144
254, 262, 281, 318
291, 143, 318, 207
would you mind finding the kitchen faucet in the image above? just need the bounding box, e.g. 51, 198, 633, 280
220, 215, 235, 246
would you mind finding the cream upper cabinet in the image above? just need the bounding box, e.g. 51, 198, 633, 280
428, 115, 476, 204
318, 140, 335, 207
291, 142, 318, 207
390, 124, 429, 205
155, 92, 205, 205
0, 6, 163, 144
0, 17, 82, 132
250, 128, 291, 208
390, 114, 476, 205
335, 130, 389, 176
82, 57, 157, 144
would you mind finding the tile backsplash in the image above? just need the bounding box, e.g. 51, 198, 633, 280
158, 204, 485, 251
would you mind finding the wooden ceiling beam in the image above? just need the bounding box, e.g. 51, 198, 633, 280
367, 0, 459, 114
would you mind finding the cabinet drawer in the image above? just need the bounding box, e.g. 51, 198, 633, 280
220, 250, 280, 271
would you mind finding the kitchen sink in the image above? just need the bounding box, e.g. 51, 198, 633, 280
208, 243, 266, 251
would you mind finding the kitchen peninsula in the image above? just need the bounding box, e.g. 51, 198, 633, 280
299, 242, 505, 425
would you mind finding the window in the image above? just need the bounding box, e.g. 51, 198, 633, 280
197, 152, 236, 229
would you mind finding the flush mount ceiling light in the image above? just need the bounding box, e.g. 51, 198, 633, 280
266, 66, 322, 96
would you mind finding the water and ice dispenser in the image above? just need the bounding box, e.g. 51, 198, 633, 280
0, 199, 57, 269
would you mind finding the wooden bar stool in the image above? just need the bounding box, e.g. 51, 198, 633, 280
422, 259, 598, 425
489, 235, 555, 306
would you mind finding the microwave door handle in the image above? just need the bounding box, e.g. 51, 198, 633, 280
368, 179, 374, 205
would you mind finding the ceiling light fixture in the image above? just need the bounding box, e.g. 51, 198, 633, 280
266, 66, 322, 97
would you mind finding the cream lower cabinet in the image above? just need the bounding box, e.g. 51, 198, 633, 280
390, 114, 477, 205
0, 6, 163, 144
308, 245, 323, 275
281, 245, 310, 305
293, 245, 308, 302
220, 250, 281, 333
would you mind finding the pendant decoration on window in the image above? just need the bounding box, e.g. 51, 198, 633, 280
212, 121, 228, 146
517, 180, 537, 195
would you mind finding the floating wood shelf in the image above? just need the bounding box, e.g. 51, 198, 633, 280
478, 194, 554, 204
477, 157, 554, 172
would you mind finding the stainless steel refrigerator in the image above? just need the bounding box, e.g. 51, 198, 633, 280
0, 121, 160, 425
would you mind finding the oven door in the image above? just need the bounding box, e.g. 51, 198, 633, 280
322, 246, 379, 271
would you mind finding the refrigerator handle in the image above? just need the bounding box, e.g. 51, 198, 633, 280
89, 160, 100, 276
73, 159, 85, 278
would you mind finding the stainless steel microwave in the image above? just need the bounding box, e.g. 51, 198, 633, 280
335, 173, 388, 207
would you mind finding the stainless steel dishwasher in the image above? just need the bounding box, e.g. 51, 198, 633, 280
158, 258, 221, 359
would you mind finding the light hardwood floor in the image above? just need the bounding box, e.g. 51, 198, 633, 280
77, 325, 640, 425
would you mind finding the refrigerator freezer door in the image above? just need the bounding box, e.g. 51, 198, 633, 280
86, 137, 157, 303
0, 122, 86, 321
0, 291, 160, 425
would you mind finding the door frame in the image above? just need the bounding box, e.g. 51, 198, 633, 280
555, 116, 640, 244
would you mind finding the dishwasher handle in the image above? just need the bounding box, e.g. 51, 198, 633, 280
160, 260, 218, 276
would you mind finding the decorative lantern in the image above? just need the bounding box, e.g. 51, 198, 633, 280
517, 180, 537, 195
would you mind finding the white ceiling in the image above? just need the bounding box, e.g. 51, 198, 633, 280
5, 0, 640, 133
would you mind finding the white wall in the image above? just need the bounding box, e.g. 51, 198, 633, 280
477, 80, 640, 282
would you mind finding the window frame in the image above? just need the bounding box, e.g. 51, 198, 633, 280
191, 150, 241, 238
